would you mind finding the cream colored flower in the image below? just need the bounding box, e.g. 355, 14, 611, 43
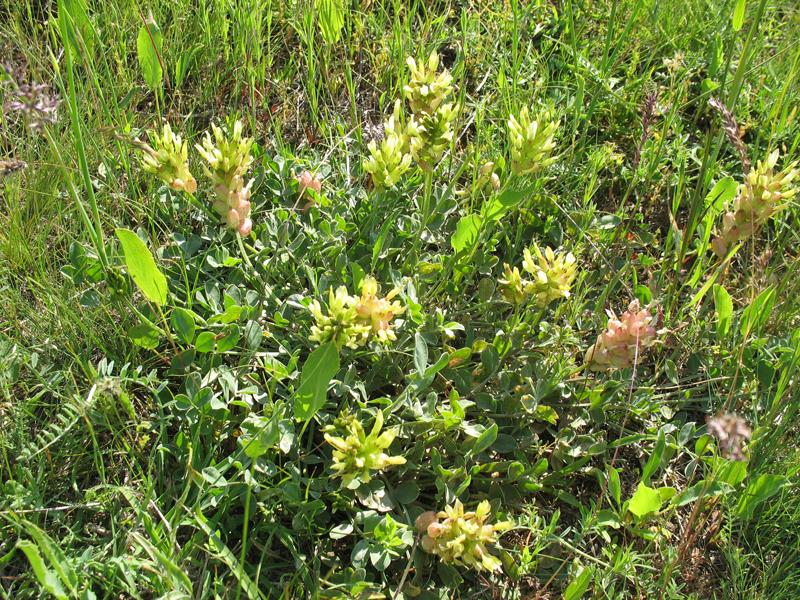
403, 51, 453, 116
138, 123, 197, 194
324, 411, 406, 489
355, 276, 405, 343
418, 499, 512, 573
712, 150, 798, 256
196, 120, 254, 235
363, 101, 413, 189
309, 286, 371, 350
522, 245, 577, 306
507, 107, 558, 176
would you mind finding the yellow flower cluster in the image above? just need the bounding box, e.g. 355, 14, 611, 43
507, 106, 558, 176
712, 150, 798, 256
363, 101, 414, 189
309, 277, 405, 349
499, 245, 577, 307
416, 500, 512, 573
138, 123, 197, 194
363, 51, 459, 187
324, 411, 406, 489
404, 51, 458, 172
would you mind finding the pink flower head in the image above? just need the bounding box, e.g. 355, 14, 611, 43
585, 299, 660, 370
238, 218, 252, 236
297, 170, 322, 194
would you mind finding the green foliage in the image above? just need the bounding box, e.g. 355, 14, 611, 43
2, 0, 800, 598
136, 16, 163, 92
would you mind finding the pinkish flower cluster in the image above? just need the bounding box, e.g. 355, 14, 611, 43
296, 170, 322, 211
196, 121, 254, 236
585, 300, 660, 370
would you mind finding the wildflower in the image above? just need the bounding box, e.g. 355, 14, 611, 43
403, 51, 453, 116
498, 263, 527, 304
507, 106, 558, 176
402, 51, 458, 172
707, 412, 751, 461
137, 123, 197, 194
196, 120, 255, 235
363, 100, 413, 189
296, 169, 322, 211
476, 161, 501, 191
309, 286, 371, 350
712, 150, 798, 257
3, 65, 59, 131
297, 169, 322, 195
355, 276, 405, 343
521, 245, 577, 306
498, 246, 577, 307
324, 410, 406, 489
584, 300, 660, 370
417, 499, 512, 573
408, 102, 458, 171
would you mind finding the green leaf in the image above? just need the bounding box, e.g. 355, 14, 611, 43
115, 228, 168, 305
393, 481, 420, 504
628, 482, 663, 517
563, 564, 593, 600
60, 0, 96, 57
294, 343, 340, 422
450, 213, 483, 254
239, 412, 282, 458
713, 284, 733, 338
482, 189, 526, 222
737, 474, 786, 521
316, 0, 345, 44
194, 331, 216, 353
128, 320, 162, 349
607, 466, 621, 508
732, 0, 746, 31
740, 287, 775, 336
705, 177, 738, 211
671, 480, 732, 507
641, 429, 666, 484
471, 422, 498, 456
16, 540, 68, 600
137, 16, 163, 91
414, 332, 428, 377
216, 324, 240, 353
171, 307, 196, 344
